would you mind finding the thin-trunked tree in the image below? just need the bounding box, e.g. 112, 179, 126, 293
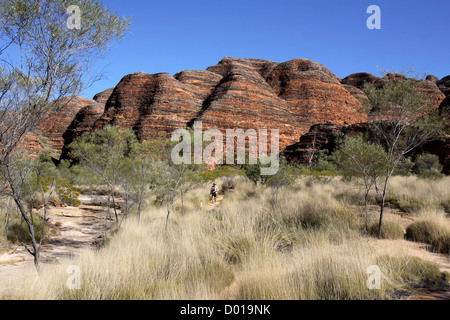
0, 0, 130, 271
69, 125, 138, 228
0, 151, 58, 272
362, 70, 444, 238
332, 134, 388, 231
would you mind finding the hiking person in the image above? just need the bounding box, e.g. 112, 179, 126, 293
210, 183, 219, 203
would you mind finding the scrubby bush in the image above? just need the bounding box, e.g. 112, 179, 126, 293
396, 199, 425, 214
393, 158, 414, 176
413, 153, 444, 179
199, 165, 243, 182
301, 169, 337, 184
313, 158, 337, 172
243, 161, 268, 185
7, 220, 45, 244
56, 180, 81, 207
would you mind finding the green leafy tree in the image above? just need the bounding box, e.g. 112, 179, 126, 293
266, 159, 296, 210
332, 134, 389, 231
362, 70, 445, 238
0, 0, 130, 272
0, 0, 130, 164
145, 133, 189, 232
70, 125, 138, 226
0, 151, 59, 271
121, 141, 159, 224
243, 159, 270, 185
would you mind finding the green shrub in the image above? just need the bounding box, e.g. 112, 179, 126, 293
393, 158, 414, 176
301, 170, 337, 183
414, 153, 444, 179
56, 179, 81, 207
7, 220, 45, 244
243, 162, 268, 185
441, 271, 450, 282
199, 165, 243, 182
367, 221, 404, 239
417, 168, 444, 180
313, 158, 337, 172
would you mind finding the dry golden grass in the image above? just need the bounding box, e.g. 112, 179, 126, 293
388, 176, 450, 213
0, 175, 448, 300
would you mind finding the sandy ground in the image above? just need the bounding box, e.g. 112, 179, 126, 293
0, 195, 111, 276
363, 206, 450, 300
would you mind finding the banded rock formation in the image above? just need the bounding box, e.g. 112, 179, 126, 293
17, 57, 446, 171
283, 122, 450, 175
64, 57, 368, 156
36, 96, 96, 156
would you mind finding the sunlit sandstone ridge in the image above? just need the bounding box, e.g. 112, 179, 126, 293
66, 57, 367, 150
17, 57, 448, 167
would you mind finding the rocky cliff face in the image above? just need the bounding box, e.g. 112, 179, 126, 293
66, 57, 367, 154
437, 75, 450, 97
60, 101, 105, 160
19, 57, 448, 174
283, 121, 450, 175
17, 96, 95, 158
36, 96, 96, 156
282, 123, 371, 165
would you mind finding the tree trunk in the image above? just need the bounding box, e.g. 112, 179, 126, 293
137, 197, 142, 224
364, 189, 369, 232
378, 174, 391, 239
165, 208, 171, 233
111, 188, 119, 225
181, 189, 185, 215
4, 198, 13, 237
13, 197, 40, 273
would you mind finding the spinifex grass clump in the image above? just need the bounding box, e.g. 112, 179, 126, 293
405, 209, 450, 254
367, 221, 404, 239
376, 255, 447, 287
406, 221, 450, 254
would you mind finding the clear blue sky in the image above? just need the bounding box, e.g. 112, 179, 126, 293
84, 0, 450, 99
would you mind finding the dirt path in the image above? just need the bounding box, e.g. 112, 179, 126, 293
364, 206, 450, 272
0, 195, 111, 276
207, 194, 224, 211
